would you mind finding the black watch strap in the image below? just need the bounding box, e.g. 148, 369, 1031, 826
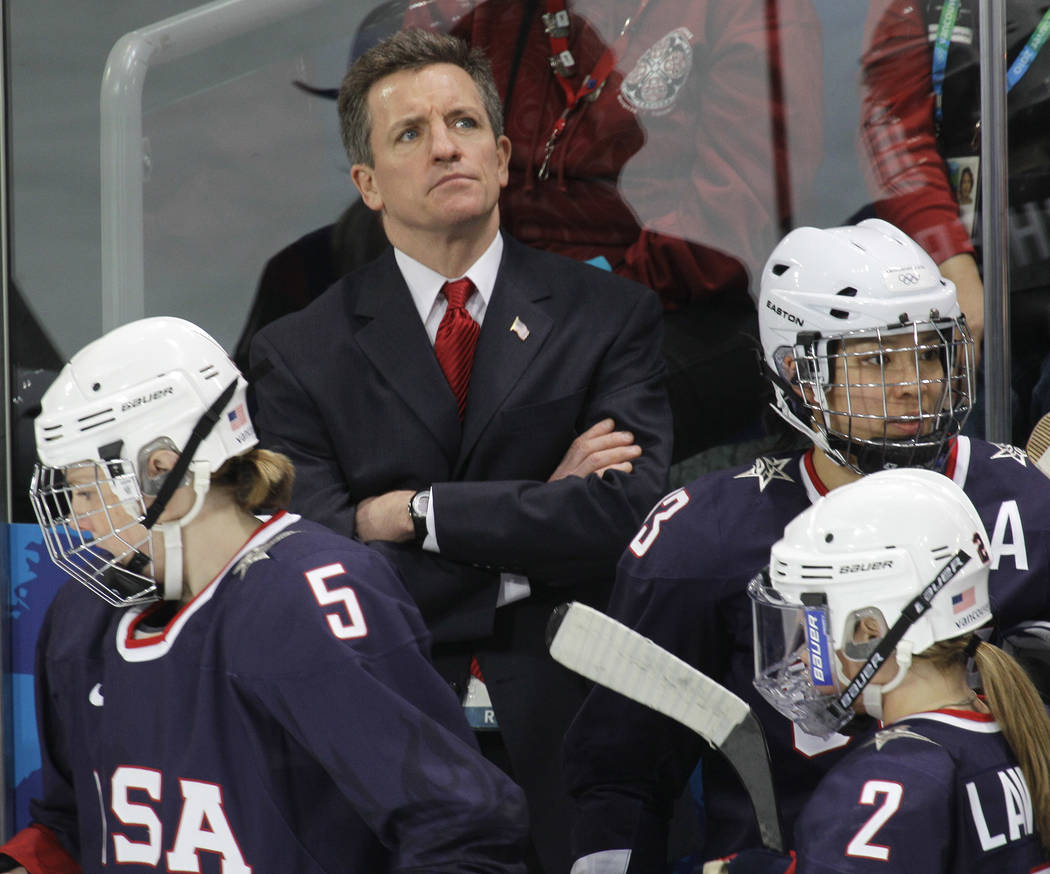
409, 488, 430, 544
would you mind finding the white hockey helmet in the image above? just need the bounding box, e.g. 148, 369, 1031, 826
759, 219, 975, 473
31, 316, 256, 606
749, 468, 991, 738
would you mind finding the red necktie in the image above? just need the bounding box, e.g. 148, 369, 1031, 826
435, 279, 486, 688
434, 278, 480, 420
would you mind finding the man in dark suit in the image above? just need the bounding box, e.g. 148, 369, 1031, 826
250, 28, 672, 874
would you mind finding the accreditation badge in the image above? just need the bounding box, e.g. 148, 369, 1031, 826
948, 155, 979, 236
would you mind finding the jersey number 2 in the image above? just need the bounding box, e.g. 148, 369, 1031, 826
846, 780, 903, 861
305, 563, 369, 640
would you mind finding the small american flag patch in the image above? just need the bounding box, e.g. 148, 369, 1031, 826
227, 404, 248, 430
952, 586, 976, 614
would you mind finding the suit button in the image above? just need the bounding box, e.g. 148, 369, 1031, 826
449, 679, 463, 696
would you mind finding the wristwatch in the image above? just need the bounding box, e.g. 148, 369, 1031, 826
409, 488, 431, 544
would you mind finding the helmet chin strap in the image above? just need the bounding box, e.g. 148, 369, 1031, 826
769, 381, 836, 452
857, 644, 913, 722
154, 461, 212, 601
107, 378, 239, 603
767, 367, 855, 469
824, 549, 971, 730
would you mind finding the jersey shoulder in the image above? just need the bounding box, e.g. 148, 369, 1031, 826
222, 517, 429, 673
618, 452, 810, 583
962, 437, 1050, 499
822, 718, 958, 793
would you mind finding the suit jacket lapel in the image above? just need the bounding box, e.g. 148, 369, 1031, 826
354, 252, 462, 458
459, 240, 553, 466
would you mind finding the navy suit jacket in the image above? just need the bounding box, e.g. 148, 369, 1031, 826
250, 233, 672, 872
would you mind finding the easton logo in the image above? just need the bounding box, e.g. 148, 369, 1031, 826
765, 299, 804, 326
121, 386, 174, 413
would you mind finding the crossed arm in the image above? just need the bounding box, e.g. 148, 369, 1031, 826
355, 417, 643, 542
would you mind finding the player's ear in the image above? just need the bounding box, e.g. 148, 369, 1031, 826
139, 448, 181, 499
855, 614, 884, 644
780, 354, 804, 399
144, 448, 179, 479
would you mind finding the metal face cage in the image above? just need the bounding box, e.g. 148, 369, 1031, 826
30, 460, 158, 606
792, 318, 975, 473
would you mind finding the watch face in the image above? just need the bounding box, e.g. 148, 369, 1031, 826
413, 491, 430, 516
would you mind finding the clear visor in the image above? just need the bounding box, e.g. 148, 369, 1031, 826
748, 574, 855, 739
30, 460, 159, 606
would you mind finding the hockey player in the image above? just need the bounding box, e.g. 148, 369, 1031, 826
563, 219, 1050, 872
0, 317, 528, 873
706, 469, 1050, 872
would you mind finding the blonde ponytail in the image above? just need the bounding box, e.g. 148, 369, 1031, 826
212, 448, 295, 514
923, 636, 1050, 850
974, 639, 1050, 850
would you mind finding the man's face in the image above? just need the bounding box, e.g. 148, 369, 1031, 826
821, 330, 948, 442
350, 63, 510, 245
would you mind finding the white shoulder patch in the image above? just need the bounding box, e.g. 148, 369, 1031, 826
734, 456, 795, 492
989, 443, 1029, 466
872, 723, 941, 751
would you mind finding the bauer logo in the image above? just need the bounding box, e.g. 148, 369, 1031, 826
838, 559, 894, 575
805, 609, 835, 688
120, 385, 174, 413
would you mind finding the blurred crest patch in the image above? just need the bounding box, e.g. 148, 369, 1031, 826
620, 28, 694, 114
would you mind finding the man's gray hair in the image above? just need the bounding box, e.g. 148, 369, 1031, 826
337, 28, 504, 167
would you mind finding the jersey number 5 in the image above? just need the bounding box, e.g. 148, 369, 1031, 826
305, 563, 369, 640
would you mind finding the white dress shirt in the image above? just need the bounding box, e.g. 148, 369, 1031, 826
393, 233, 530, 606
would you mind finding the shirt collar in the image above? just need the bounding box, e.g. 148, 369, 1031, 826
395, 231, 503, 324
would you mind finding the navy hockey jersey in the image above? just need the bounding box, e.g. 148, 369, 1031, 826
9, 513, 527, 873
794, 710, 1050, 872
565, 436, 1050, 866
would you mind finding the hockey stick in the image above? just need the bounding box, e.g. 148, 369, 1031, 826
548, 601, 784, 853
1026, 411, 1050, 478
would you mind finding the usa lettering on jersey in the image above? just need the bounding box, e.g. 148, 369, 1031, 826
109, 766, 252, 872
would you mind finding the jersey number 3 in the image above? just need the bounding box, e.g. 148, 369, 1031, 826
630, 488, 689, 557
305, 563, 369, 640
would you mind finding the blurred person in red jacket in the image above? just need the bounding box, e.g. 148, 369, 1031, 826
860, 0, 1050, 443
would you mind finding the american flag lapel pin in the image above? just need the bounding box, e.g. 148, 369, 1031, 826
510, 316, 530, 341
